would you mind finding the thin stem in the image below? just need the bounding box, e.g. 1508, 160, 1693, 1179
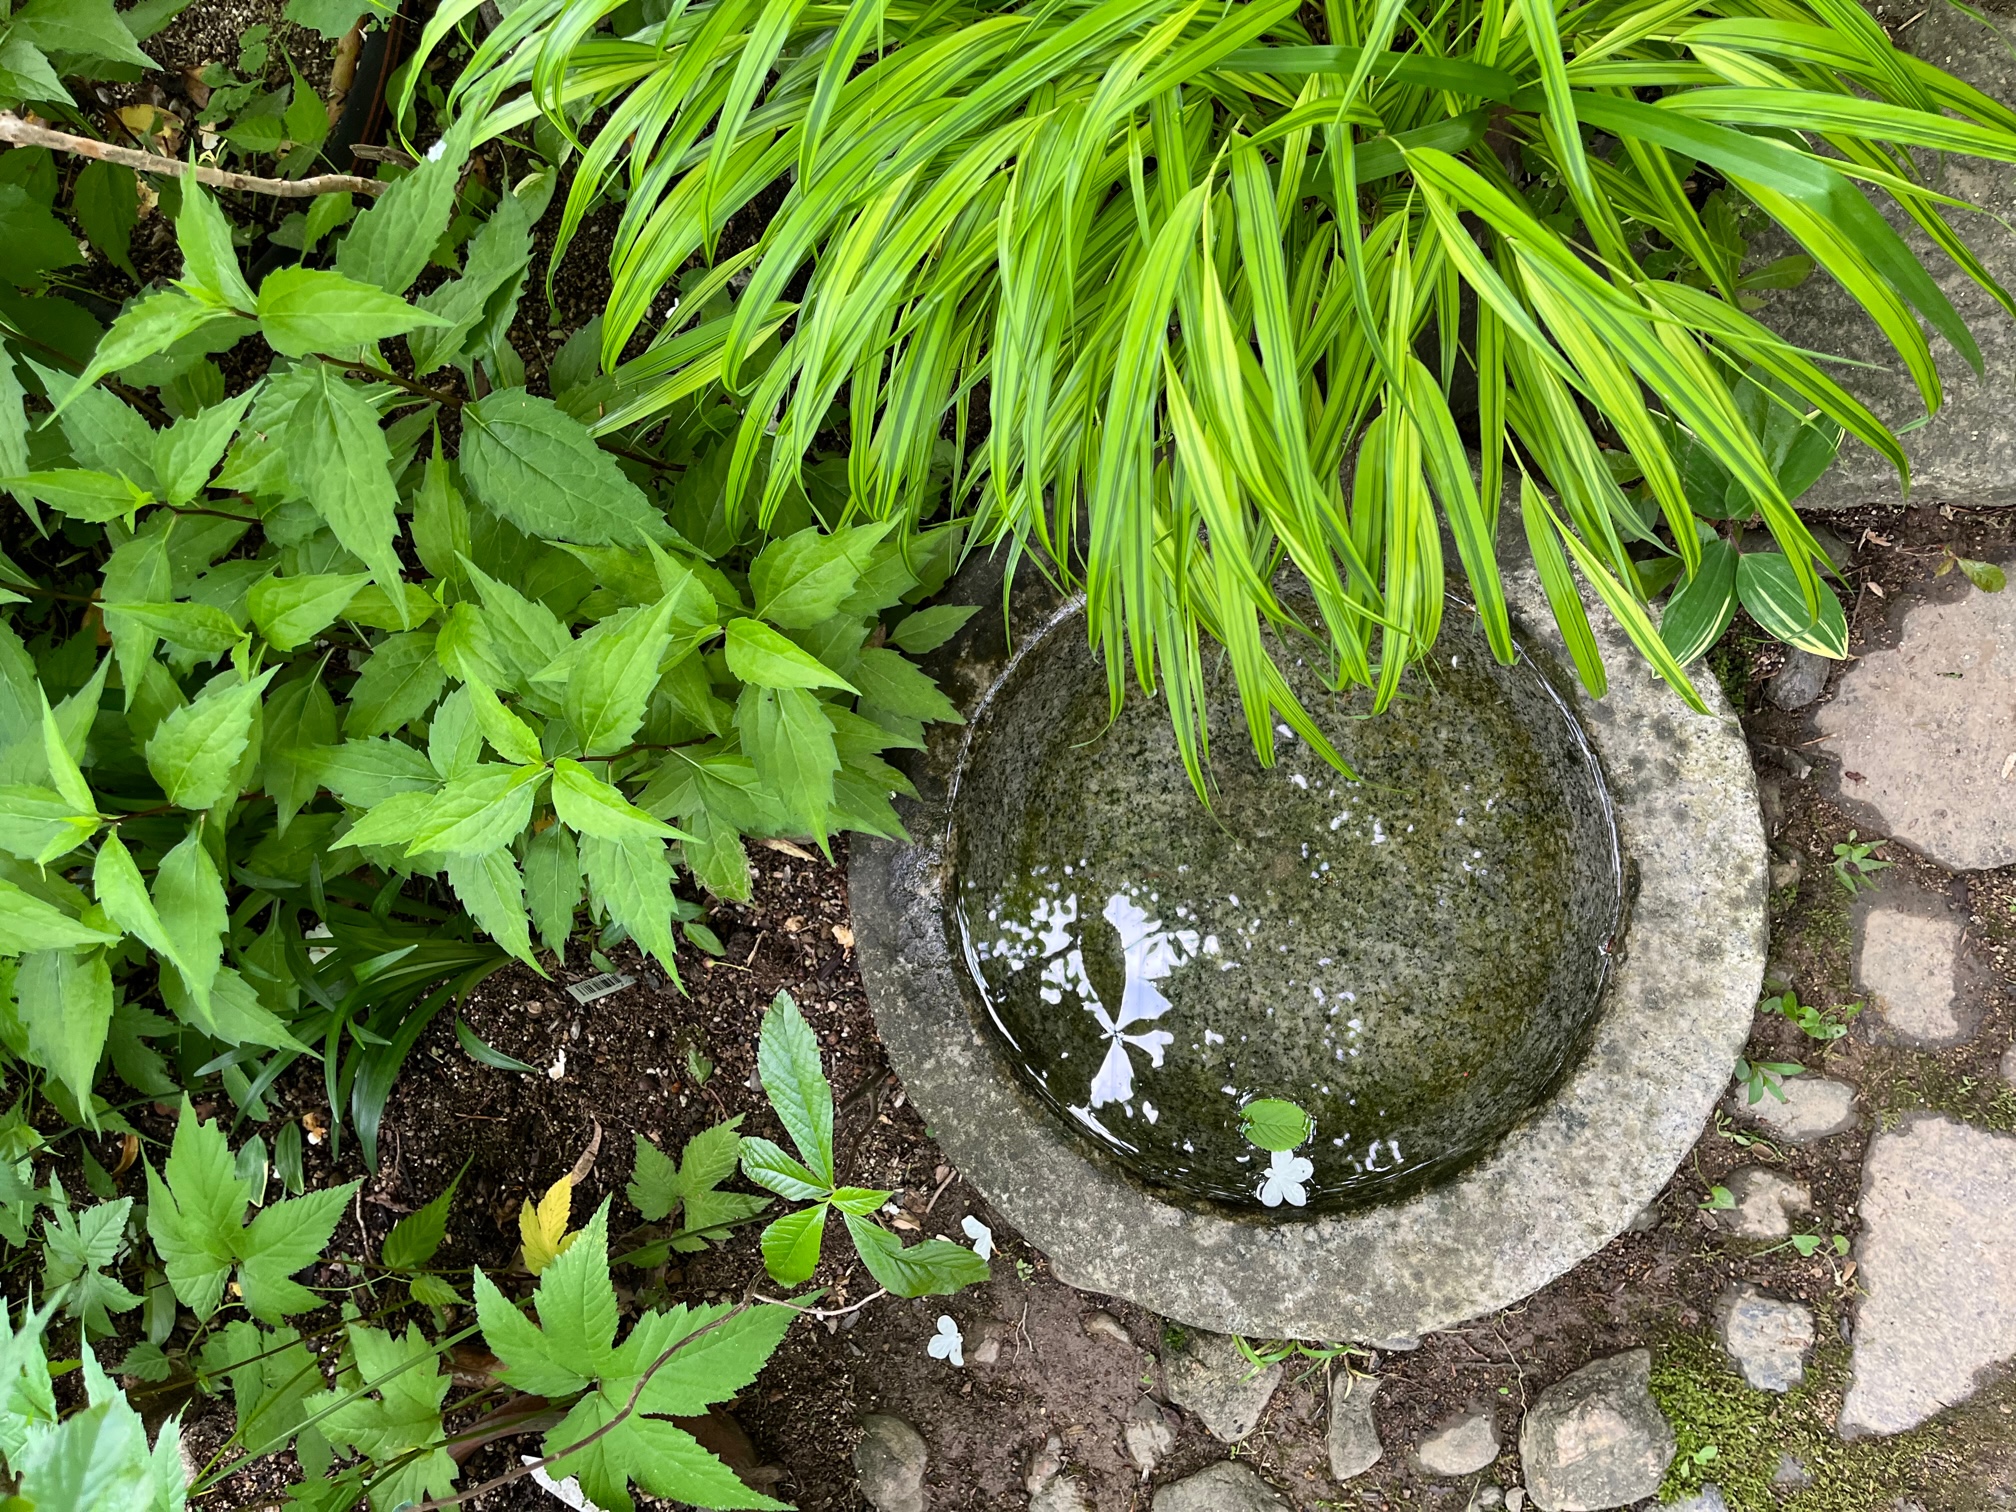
0, 112, 384, 198
322, 357, 463, 408
749, 1287, 888, 1321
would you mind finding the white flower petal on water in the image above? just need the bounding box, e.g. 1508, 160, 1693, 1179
1257, 1148, 1314, 1208
1088, 1035, 1136, 1107
927, 1314, 965, 1368
961, 1215, 995, 1261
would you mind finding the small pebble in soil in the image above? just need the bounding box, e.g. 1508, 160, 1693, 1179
1025, 1434, 1092, 1512
1082, 1310, 1133, 1347
1718, 1285, 1815, 1394
1327, 1375, 1383, 1481
1718, 1167, 1812, 1242
1151, 1461, 1289, 1512
1412, 1406, 1500, 1477
853, 1414, 927, 1512
1163, 1329, 1282, 1443
1519, 1351, 1675, 1511
1124, 1395, 1176, 1477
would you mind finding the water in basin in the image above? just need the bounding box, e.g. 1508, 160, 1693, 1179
951, 608, 1620, 1214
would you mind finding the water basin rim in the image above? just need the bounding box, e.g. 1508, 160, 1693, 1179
849, 563, 1765, 1342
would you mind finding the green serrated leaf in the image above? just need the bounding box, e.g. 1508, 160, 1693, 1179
255, 266, 448, 358
843, 1212, 990, 1297
381, 1172, 459, 1272
459, 389, 671, 547
249, 572, 371, 652
407, 763, 545, 856
757, 990, 834, 1185
724, 618, 855, 692
1239, 1097, 1313, 1152
144, 668, 275, 810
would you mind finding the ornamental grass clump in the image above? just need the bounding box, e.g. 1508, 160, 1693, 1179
427, 0, 2016, 782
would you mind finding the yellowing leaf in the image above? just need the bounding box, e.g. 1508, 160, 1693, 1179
519, 1173, 577, 1276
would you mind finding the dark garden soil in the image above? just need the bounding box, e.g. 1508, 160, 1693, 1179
139, 503, 2016, 1511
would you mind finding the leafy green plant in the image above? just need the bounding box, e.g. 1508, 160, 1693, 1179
1760, 988, 1862, 1042
1735, 1057, 1803, 1105
475, 1201, 794, 1512
0, 159, 965, 1154
425, 0, 2016, 787
1831, 831, 1893, 894
626, 1114, 771, 1260
742, 991, 989, 1297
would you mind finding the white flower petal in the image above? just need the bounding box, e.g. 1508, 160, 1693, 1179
1088, 1035, 1136, 1107
961, 1215, 995, 1260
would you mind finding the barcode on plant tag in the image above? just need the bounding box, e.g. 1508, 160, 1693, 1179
566, 973, 634, 1005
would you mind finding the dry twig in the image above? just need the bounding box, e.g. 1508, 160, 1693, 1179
0, 112, 384, 197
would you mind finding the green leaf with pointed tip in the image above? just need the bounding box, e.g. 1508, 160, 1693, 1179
524, 822, 580, 957
737, 684, 837, 845
552, 759, 677, 842
248, 572, 369, 652
758, 1203, 827, 1287
579, 832, 681, 980
382, 1173, 460, 1272
153, 826, 226, 1015
446, 848, 539, 970
255, 266, 449, 358
145, 1101, 248, 1320
724, 618, 855, 692
15, 949, 111, 1112
564, 597, 678, 755
757, 990, 834, 1185
888, 604, 978, 654
144, 668, 275, 810
345, 631, 444, 737
0, 470, 150, 522
406, 763, 546, 856
0, 880, 117, 955
1738, 552, 1849, 659
154, 386, 256, 505
1660, 540, 1740, 667
238, 1180, 359, 1323
284, 365, 410, 613
843, 1212, 991, 1297
460, 389, 671, 547
172, 180, 254, 311
750, 521, 891, 629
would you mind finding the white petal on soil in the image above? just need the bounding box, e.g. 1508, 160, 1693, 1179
927, 1314, 965, 1368
961, 1215, 995, 1260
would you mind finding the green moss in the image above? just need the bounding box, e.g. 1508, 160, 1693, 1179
1650, 1322, 2015, 1510
1860, 1054, 2016, 1135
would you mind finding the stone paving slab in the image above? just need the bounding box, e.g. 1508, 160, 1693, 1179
1816, 575, 2016, 871
1729, 1075, 1860, 1143
1841, 1116, 2016, 1436
1761, 2, 2016, 509
1855, 899, 1969, 1045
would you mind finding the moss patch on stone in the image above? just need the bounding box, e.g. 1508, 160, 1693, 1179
1858, 1051, 2016, 1135
1650, 1323, 2016, 1510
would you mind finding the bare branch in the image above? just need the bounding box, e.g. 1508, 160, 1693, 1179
0, 113, 385, 197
